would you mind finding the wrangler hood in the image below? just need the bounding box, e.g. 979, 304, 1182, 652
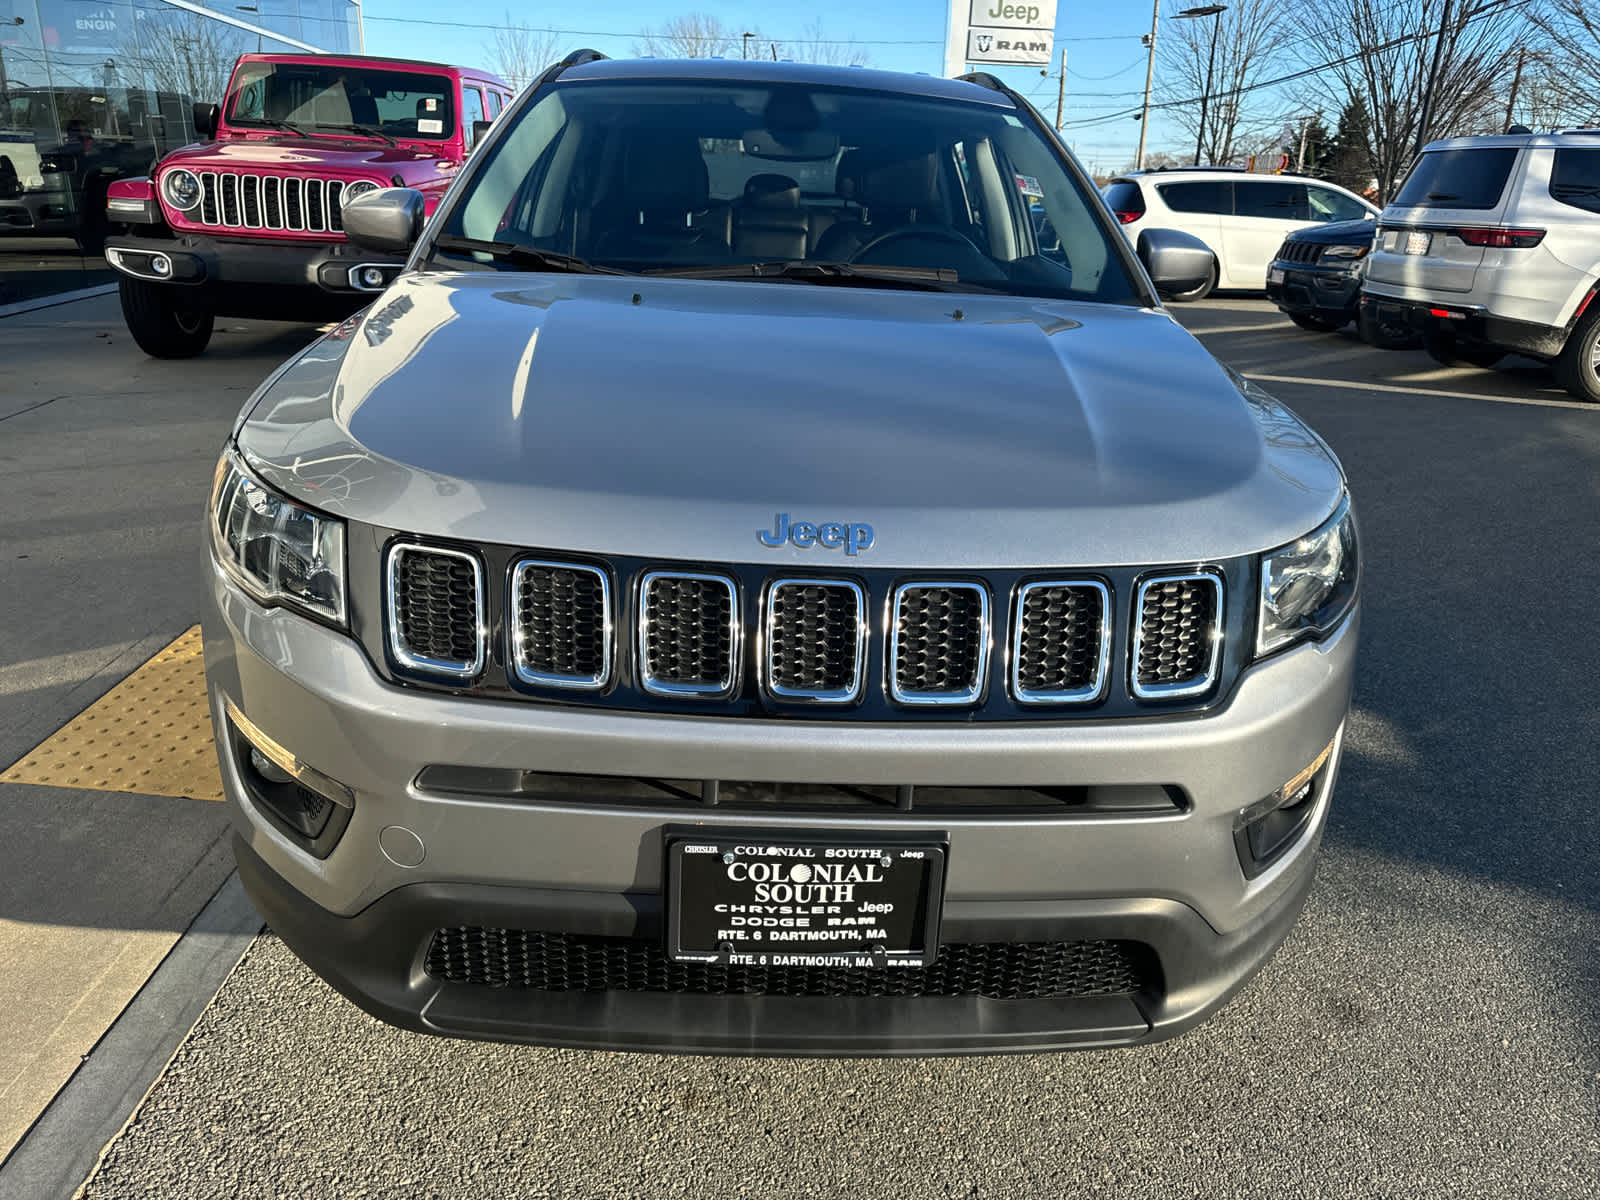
238, 272, 1345, 568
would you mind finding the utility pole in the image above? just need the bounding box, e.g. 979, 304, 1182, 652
1296, 114, 1310, 172
1135, 0, 1159, 170
1413, 0, 1454, 156
1504, 46, 1526, 130
1055, 48, 1067, 131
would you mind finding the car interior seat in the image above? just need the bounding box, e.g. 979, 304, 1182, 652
597, 136, 729, 262
732, 173, 809, 260
811, 146, 947, 262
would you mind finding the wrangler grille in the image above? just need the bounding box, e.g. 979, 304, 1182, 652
511, 561, 611, 689
891, 583, 989, 705
766, 580, 864, 702
1133, 574, 1221, 698
638, 572, 738, 696
425, 928, 1159, 999
190, 171, 350, 233
387, 545, 484, 678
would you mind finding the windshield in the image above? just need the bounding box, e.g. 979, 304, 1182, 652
441, 78, 1139, 303
226, 62, 456, 142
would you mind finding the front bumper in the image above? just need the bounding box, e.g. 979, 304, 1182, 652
103, 233, 404, 319
1266, 260, 1361, 321
204, 551, 1357, 1055
1358, 289, 1568, 359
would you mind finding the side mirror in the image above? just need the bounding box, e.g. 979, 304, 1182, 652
192, 102, 219, 140
1136, 227, 1215, 297
343, 187, 425, 254
471, 119, 492, 148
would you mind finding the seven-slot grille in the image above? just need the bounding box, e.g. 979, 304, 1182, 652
765, 579, 865, 702
511, 561, 611, 689
891, 583, 990, 705
1012, 581, 1109, 704
1133, 573, 1222, 698
386, 544, 485, 678
189, 171, 351, 233
1275, 239, 1322, 265
381, 546, 1228, 707
638, 572, 739, 696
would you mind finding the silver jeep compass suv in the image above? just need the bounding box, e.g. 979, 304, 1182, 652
202, 52, 1360, 1055
1362, 130, 1600, 400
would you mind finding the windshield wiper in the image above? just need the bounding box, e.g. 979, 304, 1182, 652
431, 235, 632, 275
241, 118, 314, 139
320, 122, 399, 147
645, 260, 972, 291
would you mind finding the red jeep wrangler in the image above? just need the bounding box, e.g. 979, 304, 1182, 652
103, 53, 511, 358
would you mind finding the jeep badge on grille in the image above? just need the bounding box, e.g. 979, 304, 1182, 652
758, 514, 874, 555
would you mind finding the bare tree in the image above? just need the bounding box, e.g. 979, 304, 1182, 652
635, 13, 739, 59
122, 12, 249, 104
1158, 0, 1293, 166
1526, 1, 1600, 125
785, 20, 871, 67
1289, 0, 1526, 201
483, 16, 562, 91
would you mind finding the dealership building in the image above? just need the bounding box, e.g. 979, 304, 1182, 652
1, 0, 362, 302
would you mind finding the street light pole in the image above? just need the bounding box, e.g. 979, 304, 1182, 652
1134, 0, 1159, 170
742, 32, 753, 60
1177, 5, 1228, 167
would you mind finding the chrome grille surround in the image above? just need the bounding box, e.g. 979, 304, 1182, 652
1131, 571, 1223, 700
1011, 580, 1111, 705
509, 559, 612, 690
763, 578, 867, 704
637, 571, 741, 698
889, 582, 991, 706
177, 169, 351, 232
385, 543, 486, 680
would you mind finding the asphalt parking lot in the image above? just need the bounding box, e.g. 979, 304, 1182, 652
3, 292, 1598, 1198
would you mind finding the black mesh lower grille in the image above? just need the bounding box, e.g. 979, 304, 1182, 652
1136, 576, 1218, 690
893, 585, 985, 698
514, 562, 608, 684
425, 929, 1158, 999
392, 548, 480, 669
768, 581, 861, 696
642, 574, 734, 691
1015, 583, 1105, 698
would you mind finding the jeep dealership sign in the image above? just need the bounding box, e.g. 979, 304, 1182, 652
962, 0, 1056, 66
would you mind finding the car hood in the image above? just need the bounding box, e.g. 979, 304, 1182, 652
1286, 218, 1377, 246
238, 272, 1345, 568
163, 137, 451, 174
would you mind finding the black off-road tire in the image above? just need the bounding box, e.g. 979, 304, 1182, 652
1162, 259, 1217, 303
1288, 311, 1346, 333
1554, 302, 1600, 402
118, 277, 214, 359
1422, 327, 1505, 370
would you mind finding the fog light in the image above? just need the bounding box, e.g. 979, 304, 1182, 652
225, 698, 355, 858
1234, 737, 1336, 877
149, 253, 172, 277
360, 266, 386, 289
250, 746, 293, 785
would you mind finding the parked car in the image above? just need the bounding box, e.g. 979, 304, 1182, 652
1361, 130, 1600, 400
203, 52, 1360, 1056
1103, 167, 1378, 300
1266, 218, 1375, 332
102, 53, 511, 358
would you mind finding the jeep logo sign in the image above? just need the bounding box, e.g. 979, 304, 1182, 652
758, 514, 874, 556
964, 0, 1055, 66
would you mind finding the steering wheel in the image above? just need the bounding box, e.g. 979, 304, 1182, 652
850, 226, 979, 263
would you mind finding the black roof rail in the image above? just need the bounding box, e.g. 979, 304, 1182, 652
956, 71, 1008, 93
529, 48, 607, 91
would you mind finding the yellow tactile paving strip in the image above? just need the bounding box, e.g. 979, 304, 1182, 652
1, 626, 224, 801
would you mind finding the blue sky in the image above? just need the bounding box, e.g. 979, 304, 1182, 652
356, 0, 1186, 173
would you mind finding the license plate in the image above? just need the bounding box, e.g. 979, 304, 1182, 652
1405, 231, 1432, 256
666, 835, 946, 968
1267, 266, 1285, 284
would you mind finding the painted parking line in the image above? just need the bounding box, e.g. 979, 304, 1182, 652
1244, 371, 1595, 412
0, 626, 222, 802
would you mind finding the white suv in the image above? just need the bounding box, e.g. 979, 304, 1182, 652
1102, 168, 1377, 300
1361, 131, 1600, 401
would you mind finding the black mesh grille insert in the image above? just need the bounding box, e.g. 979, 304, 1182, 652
893, 585, 986, 699
514, 562, 609, 685
425, 929, 1157, 999
768, 582, 861, 697
1015, 583, 1106, 700
199, 173, 218, 224
328, 181, 345, 231
1136, 576, 1218, 691
306, 180, 325, 231
391, 548, 481, 671
241, 175, 261, 227
641, 574, 735, 692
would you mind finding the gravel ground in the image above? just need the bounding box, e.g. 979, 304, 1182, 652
79, 301, 1600, 1199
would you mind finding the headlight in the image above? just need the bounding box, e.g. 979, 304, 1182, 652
1320, 243, 1369, 260
1257, 496, 1358, 655
162, 168, 202, 211
342, 180, 380, 203
209, 449, 346, 626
